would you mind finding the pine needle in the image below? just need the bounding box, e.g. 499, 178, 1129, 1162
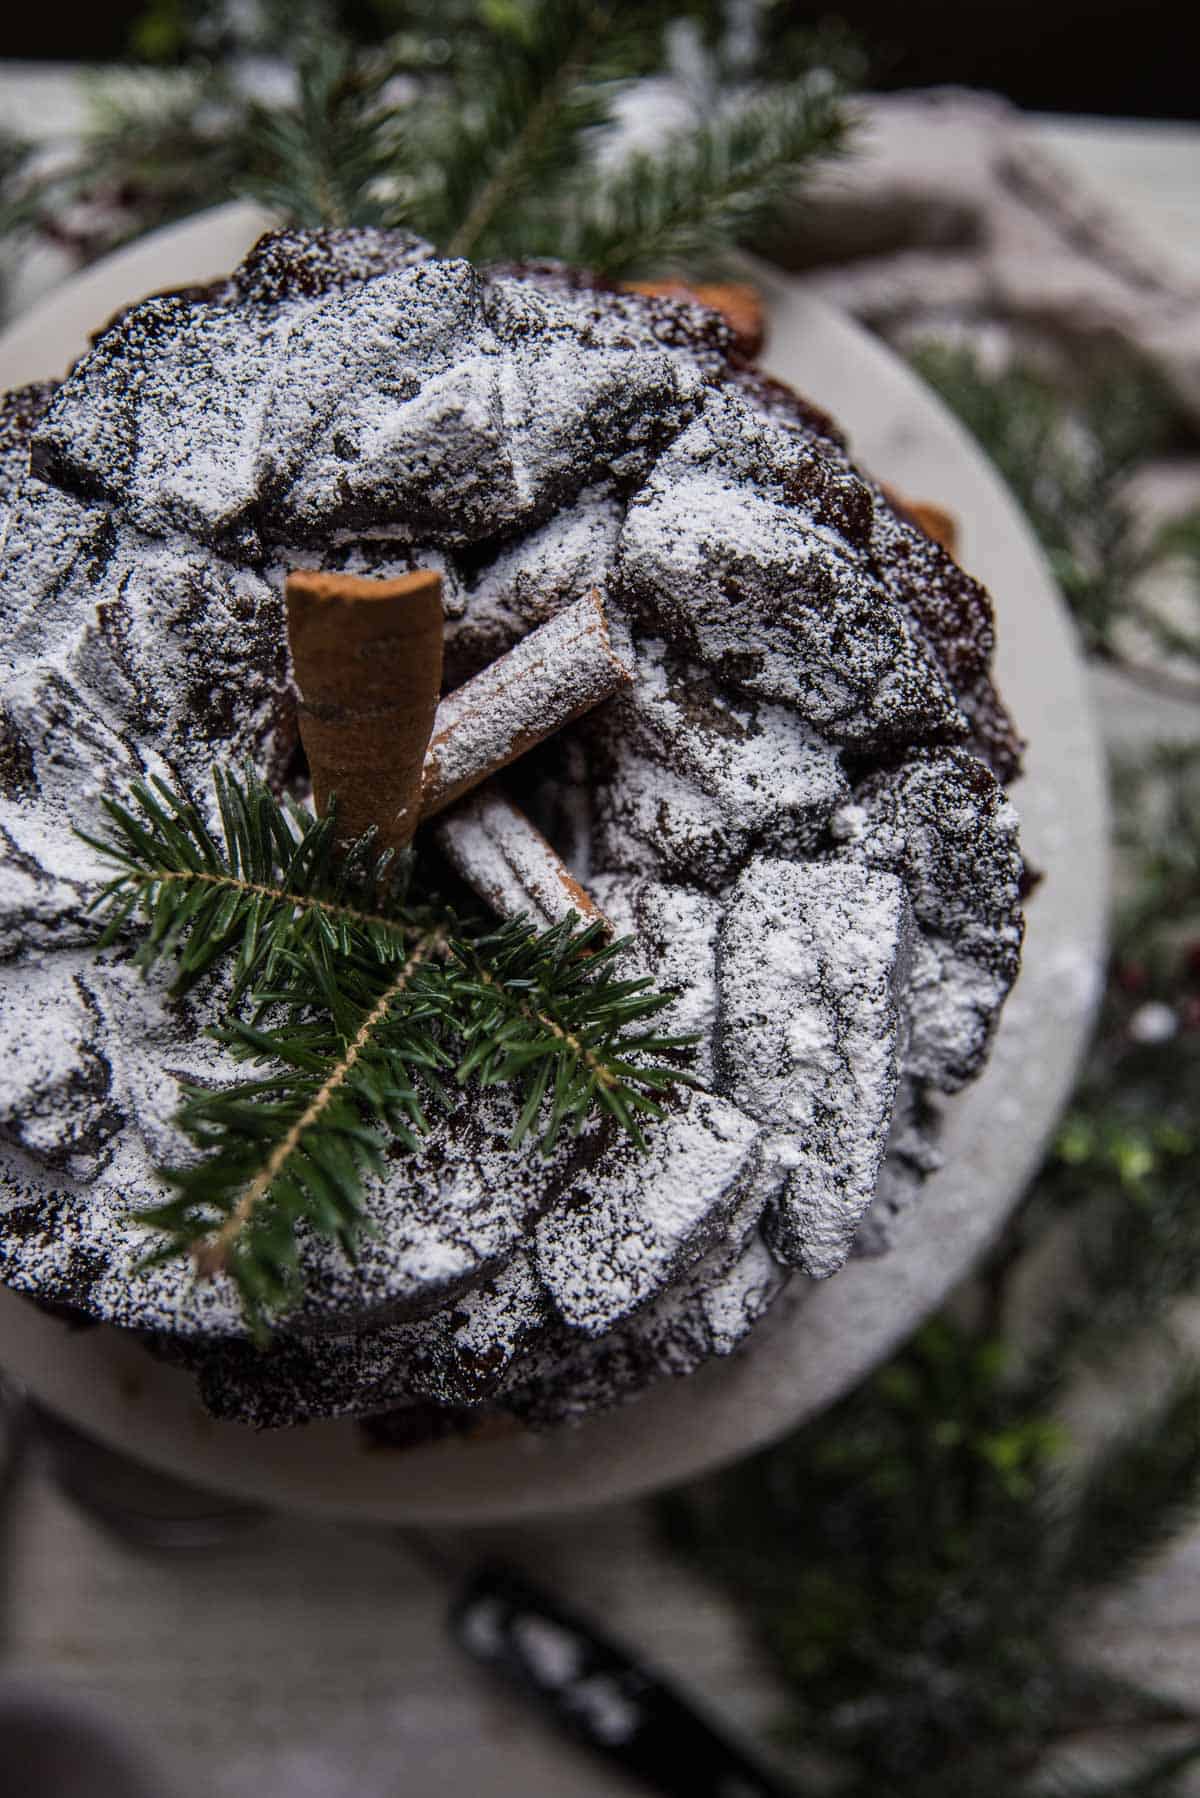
450, 915, 697, 1152
440, 2, 615, 259
148, 931, 450, 1338
248, 37, 408, 229
56, 5, 856, 280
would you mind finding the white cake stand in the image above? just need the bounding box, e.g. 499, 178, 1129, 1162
0, 205, 1108, 1524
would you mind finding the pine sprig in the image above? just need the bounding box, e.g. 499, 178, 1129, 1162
549, 76, 854, 277
39, 3, 856, 282
430, 2, 619, 260
79, 766, 419, 1000
82, 767, 696, 1330
144, 931, 453, 1336
451, 915, 694, 1150
249, 37, 408, 230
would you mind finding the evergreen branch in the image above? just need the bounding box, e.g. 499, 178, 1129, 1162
247, 37, 409, 229
443, 2, 613, 259
29, 4, 856, 284
80, 766, 419, 999
149, 909, 692, 1326
450, 915, 699, 1150
84, 767, 696, 1331
146, 928, 450, 1335
551, 76, 854, 276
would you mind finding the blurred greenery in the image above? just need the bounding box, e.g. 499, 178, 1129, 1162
3, 1, 858, 279
0, 130, 38, 317
664, 353, 1200, 1795
911, 344, 1200, 697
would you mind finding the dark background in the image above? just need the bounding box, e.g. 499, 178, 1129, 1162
837, 0, 1190, 119
1, 0, 1193, 120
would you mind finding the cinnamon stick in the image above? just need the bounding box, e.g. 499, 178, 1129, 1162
435, 782, 610, 933
420, 589, 631, 822
882, 486, 960, 558
286, 569, 443, 854
905, 499, 959, 558
623, 279, 766, 357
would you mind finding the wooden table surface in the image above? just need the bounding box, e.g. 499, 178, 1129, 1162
3, 1465, 789, 1798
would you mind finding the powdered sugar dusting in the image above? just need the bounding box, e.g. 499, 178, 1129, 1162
533, 1090, 762, 1336
0, 228, 1025, 1430
719, 858, 914, 1278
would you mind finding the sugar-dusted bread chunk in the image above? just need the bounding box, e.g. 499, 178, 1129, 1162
0, 229, 1024, 1431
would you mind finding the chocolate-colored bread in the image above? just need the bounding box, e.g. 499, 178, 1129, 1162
0, 229, 1023, 1430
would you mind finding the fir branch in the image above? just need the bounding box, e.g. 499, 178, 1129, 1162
248, 36, 409, 229
244, 3, 631, 251
46, 4, 855, 282
419, 0, 759, 264
441, 2, 614, 259
547, 76, 854, 276
146, 929, 451, 1334
83, 767, 696, 1330
451, 915, 696, 1150
80, 766, 418, 999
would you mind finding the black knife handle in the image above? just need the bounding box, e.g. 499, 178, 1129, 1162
450, 1564, 801, 1798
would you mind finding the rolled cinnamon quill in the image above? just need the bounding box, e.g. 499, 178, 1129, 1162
623, 279, 767, 357
882, 486, 960, 558
420, 589, 631, 822
286, 568, 443, 854
435, 782, 611, 934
